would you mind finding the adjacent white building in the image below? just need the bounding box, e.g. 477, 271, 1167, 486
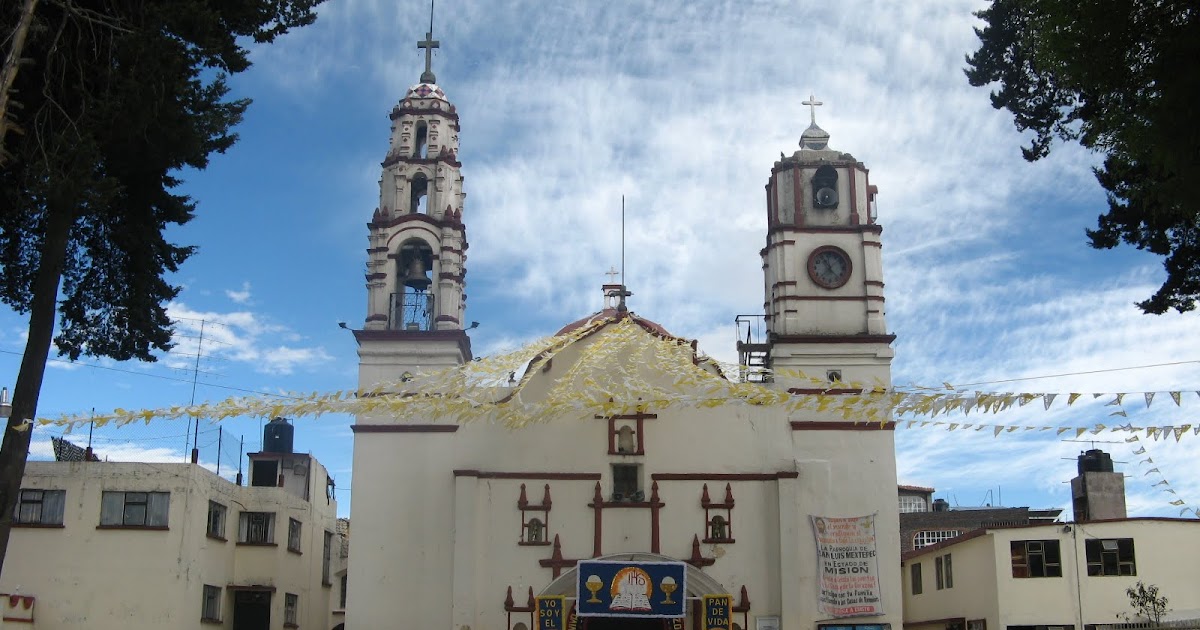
901, 518, 1200, 630
0, 418, 346, 629
346, 27, 903, 630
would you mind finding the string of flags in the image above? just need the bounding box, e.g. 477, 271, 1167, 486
22, 314, 1196, 517
1126, 436, 1199, 518
27, 316, 1199, 438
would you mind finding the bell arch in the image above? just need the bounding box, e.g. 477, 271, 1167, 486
536, 552, 728, 599
393, 237, 435, 330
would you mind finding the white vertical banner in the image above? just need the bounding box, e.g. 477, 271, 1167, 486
811, 514, 884, 617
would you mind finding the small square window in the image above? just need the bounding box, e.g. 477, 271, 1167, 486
611, 464, 640, 501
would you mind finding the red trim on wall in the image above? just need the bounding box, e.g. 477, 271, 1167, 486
650, 482, 662, 553
453, 471, 601, 480
591, 483, 604, 557
864, 241, 883, 248
768, 224, 882, 236
352, 424, 459, 433
539, 534, 582, 578
772, 295, 885, 303
761, 239, 796, 255
865, 280, 885, 287
364, 272, 386, 281
650, 472, 798, 481
789, 421, 896, 431
365, 314, 387, 322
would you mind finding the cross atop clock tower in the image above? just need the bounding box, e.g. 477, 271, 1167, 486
757, 99, 894, 390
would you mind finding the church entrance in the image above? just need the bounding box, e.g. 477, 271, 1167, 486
583, 617, 668, 630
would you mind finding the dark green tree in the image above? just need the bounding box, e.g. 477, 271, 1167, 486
965, 0, 1200, 313
0, 0, 324, 574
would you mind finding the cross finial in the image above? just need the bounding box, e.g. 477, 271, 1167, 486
417, 0, 439, 83
604, 267, 620, 284
802, 94, 823, 125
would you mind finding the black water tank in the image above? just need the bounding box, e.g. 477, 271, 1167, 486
1078, 449, 1113, 474
263, 417, 294, 454
932, 498, 950, 512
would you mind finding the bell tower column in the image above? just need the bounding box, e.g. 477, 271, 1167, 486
759, 97, 894, 391
354, 29, 471, 386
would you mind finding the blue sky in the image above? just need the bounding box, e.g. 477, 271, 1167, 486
2, 0, 1198, 520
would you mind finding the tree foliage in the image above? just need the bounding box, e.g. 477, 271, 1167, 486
1124, 581, 1170, 624
965, 0, 1200, 313
0, 0, 324, 575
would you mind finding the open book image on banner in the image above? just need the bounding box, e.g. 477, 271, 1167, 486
811, 514, 884, 617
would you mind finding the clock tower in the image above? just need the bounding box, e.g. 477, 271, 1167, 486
757, 97, 894, 390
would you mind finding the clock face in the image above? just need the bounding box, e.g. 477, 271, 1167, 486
808, 247, 852, 289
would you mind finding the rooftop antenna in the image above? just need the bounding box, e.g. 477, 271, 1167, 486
617, 195, 631, 312
417, 0, 440, 84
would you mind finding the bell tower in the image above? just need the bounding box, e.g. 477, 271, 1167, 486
355, 16, 471, 380
758, 96, 894, 390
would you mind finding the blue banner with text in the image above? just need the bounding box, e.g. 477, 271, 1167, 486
575, 560, 687, 618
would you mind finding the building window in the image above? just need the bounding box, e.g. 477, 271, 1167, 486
238, 512, 275, 544
898, 495, 928, 513
207, 501, 227, 539
14, 489, 65, 525
339, 574, 348, 609
100, 491, 169, 527
288, 518, 302, 553
935, 553, 953, 589
1085, 538, 1136, 576
611, 464, 640, 501
1011, 540, 1062, 578
913, 529, 963, 549
323, 531, 334, 585
911, 562, 923, 595
201, 585, 221, 622
284, 593, 298, 626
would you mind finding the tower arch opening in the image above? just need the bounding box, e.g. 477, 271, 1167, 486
409, 173, 430, 214
413, 120, 429, 159
393, 238, 434, 330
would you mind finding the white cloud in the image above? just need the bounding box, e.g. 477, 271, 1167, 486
166, 302, 333, 376
226, 281, 253, 304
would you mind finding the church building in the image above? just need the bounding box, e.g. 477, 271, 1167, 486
346, 26, 902, 630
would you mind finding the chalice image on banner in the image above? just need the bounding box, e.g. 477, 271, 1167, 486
660, 576, 677, 604
585, 575, 604, 603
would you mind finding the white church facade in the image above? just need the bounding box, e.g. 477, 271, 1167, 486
346, 27, 902, 630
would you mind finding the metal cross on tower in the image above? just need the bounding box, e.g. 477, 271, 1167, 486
802, 94, 823, 125
417, 0, 439, 83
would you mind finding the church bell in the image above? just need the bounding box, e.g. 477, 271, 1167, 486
401, 257, 432, 291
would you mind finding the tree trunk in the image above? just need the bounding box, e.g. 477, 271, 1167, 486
0, 0, 40, 165
0, 192, 75, 576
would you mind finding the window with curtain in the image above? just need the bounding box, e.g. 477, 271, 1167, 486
14, 489, 66, 525
239, 512, 276, 544
100, 491, 169, 527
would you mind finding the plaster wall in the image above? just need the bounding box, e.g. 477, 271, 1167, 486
0, 460, 342, 629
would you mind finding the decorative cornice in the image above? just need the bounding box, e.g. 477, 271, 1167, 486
789, 421, 896, 431
351, 328, 473, 359
768, 224, 883, 236
771, 333, 896, 344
